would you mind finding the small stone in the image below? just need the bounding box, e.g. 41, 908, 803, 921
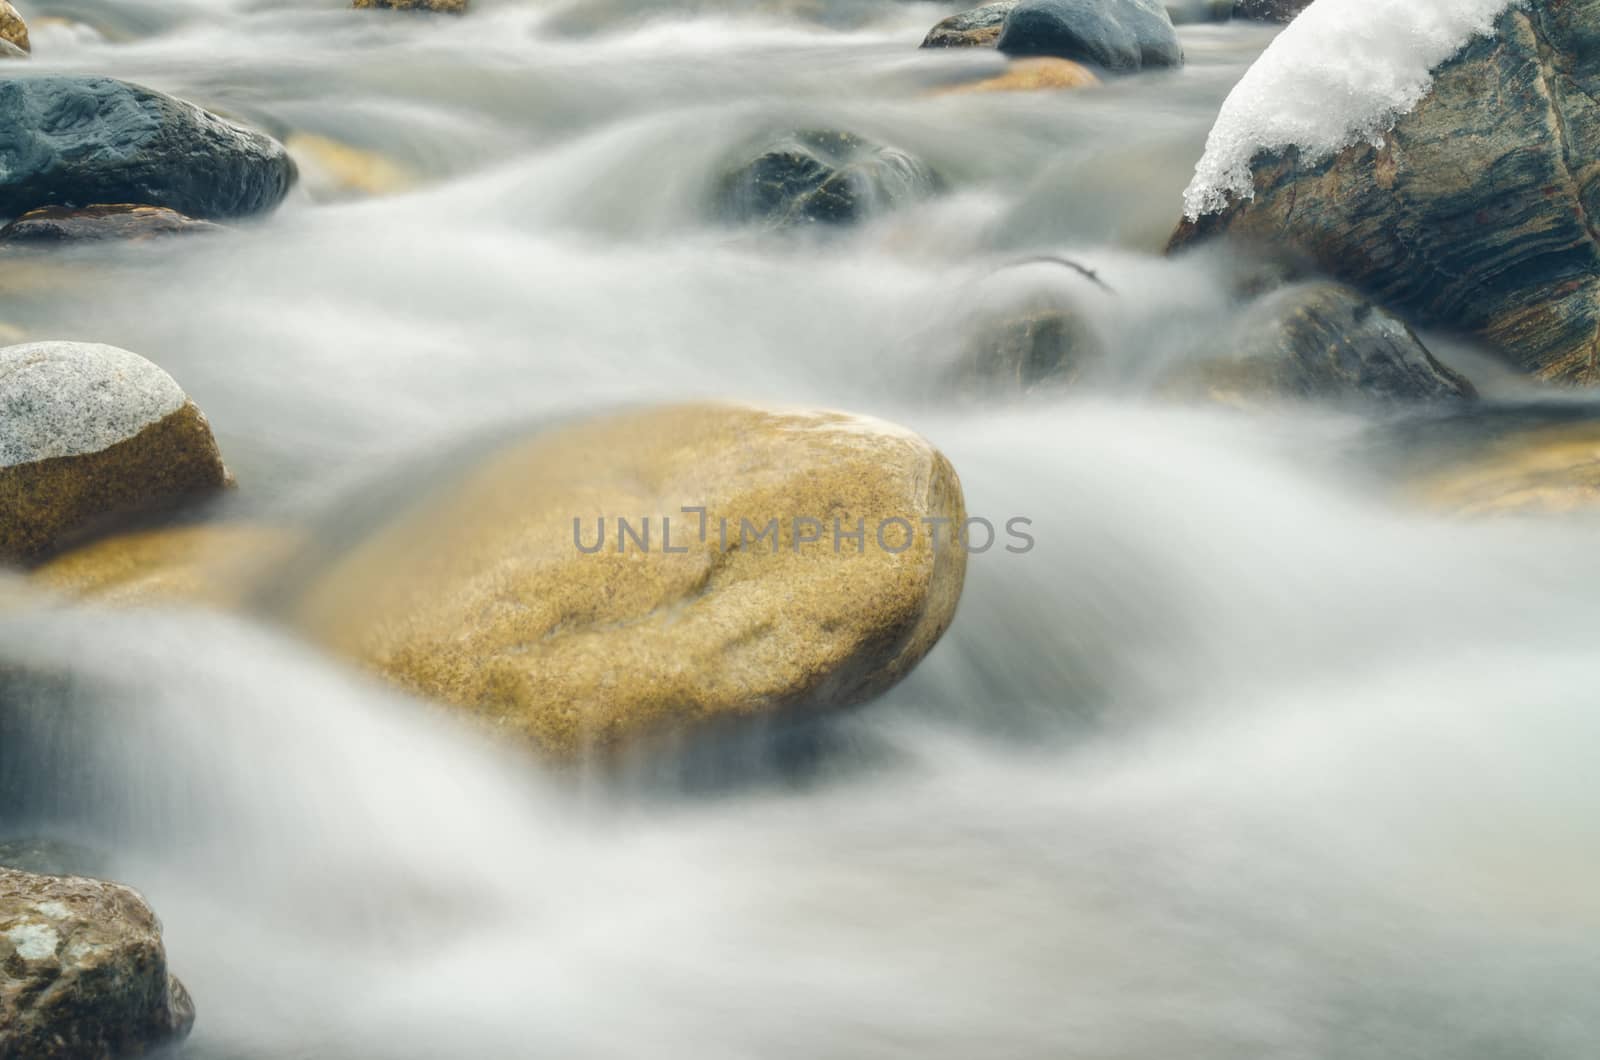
0, 204, 224, 245
0, 867, 194, 1058
942, 57, 1100, 94
715, 129, 942, 229
0, 342, 231, 564
920, 1, 1018, 48
998, 0, 1183, 71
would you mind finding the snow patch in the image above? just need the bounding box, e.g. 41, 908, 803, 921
1183, 0, 1522, 220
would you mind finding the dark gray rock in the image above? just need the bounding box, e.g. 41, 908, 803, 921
0, 76, 296, 222
715, 129, 941, 229
0, 866, 195, 1058
1169, 5, 1600, 385
1167, 282, 1477, 404
1232, 0, 1314, 22
945, 257, 1113, 395
997, 0, 1182, 72
921, 1, 1018, 48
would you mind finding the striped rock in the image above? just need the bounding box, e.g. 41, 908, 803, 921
1171, 4, 1600, 385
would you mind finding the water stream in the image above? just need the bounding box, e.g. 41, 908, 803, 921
3, 2, 1599, 1056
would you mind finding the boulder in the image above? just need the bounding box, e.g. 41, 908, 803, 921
0, 342, 231, 564
0, 76, 295, 222
1167, 282, 1477, 404
352, 0, 468, 11
920, 1, 1018, 48
1170, 6, 1600, 386
943, 57, 1100, 94
31, 524, 297, 606
0, 867, 194, 1058
715, 129, 942, 228
0, 204, 223, 245
997, 0, 1183, 72
1232, 0, 1314, 22
0, 2, 26, 53
273, 404, 968, 758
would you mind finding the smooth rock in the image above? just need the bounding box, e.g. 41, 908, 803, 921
1169, 6, 1600, 385
0, 204, 223, 245
943, 57, 1100, 94
997, 0, 1183, 72
920, 1, 1017, 48
0, 2, 26, 53
715, 129, 942, 228
274, 404, 968, 758
0, 342, 231, 564
0, 867, 194, 1058
1232, 0, 1314, 22
352, 0, 468, 11
1168, 282, 1477, 404
32, 523, 297, 606
0, 76, 295, 222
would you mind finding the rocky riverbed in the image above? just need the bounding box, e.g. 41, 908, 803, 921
4, 1, 1600, 1057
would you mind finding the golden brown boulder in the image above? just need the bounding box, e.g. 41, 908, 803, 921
31, 524, 296, 606
279, 404, 967, 758
0, 342, 231, 565
0, 204, 223, 245
943, 57, 1099, 94
0, 2, 28, 54
352, 0, 468, 11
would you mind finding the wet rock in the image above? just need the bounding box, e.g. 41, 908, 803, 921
1232, 0, 1314, 22
0, 867, 195, 1058
0, 2, 26, 54
1168, 282, 1477, 404
0, 76, 295, 222
0, 204, 223, 245
273, 404, 968, 759
920, 1, 1017, 48
1170, 6, 1600, 386
715, 129, 941, 228
32, 523, 298, 606
943, 57, 1100, 94
353, 0, 468, 11
0, 342, 231, 565
997, 0, 1182, 72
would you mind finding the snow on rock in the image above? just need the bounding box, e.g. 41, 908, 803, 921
1182, 0, 1521, 219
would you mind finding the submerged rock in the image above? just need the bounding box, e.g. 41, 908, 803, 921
32, 523, 298, 606
286, 132, 415, 201
273, 404, 967, 759
0, 76, 295, 222
921, 1, 1018, 48
0, 867, 195, 1058
944, 57, 1100, 94
0, 342, 231, 564
997, 0, 1182, 72
0, 204, 223, 245
0, 2, 26, 54
353, 0, 468, 11
1404, 416, 1600, 516
947, 258, 1113, 394
1168, 282, 1477, 404
715, 129, 941, 228
1171, 5, 1600, 386
1232, 0, 1314, 22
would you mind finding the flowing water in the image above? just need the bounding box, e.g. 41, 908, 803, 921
4, 1, 1600, 1057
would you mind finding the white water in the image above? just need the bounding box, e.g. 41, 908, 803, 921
4, 2, 1600, 1057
